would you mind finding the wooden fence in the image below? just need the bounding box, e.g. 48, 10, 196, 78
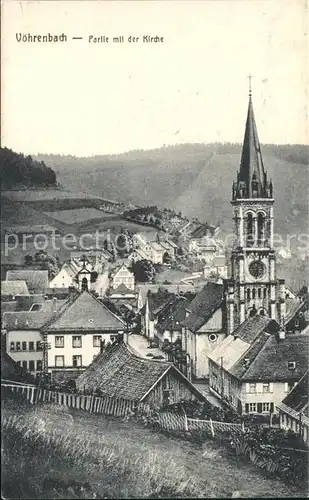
1, 382, 242, 435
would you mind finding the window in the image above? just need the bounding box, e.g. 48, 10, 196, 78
262, 402, 270, 412
249, 383, 256, 393
258, 288, 262, 299
55, 355, 64, 367
22, 361, 27, 370
16, 361, 21, 366
29, 341, 34, 351
22, 341, 27, 351
29, 360, 35, 371
36, 341, 42, 351
288, 361, 296, 370
36, 360, 42, 371
72, 336, 82, 348
263, 288, 267, 299
247, 289, 251, 301
110, 335, 118, 343
209, 333, 218, 342
16, 342, 21, 351
10, 342, 15, 351
55, 336, 64, 348
93, 335, 102, 347
262, 383, 270, 393
285, 381, 295, 393
252, 289, 256, 300
249, 403, 256, 412
73, 355, 82, 367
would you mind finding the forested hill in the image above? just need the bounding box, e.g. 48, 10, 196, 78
0, 148, 57, 189
36, 143, 308, 238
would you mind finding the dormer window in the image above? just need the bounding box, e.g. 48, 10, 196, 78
288, 361, 296, 370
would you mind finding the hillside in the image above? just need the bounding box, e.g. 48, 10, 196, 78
1, 148, 57, 189
37, 143, 308, 237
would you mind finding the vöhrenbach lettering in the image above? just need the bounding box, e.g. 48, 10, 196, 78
143, 35, 164, 43
16, 33, 67, 43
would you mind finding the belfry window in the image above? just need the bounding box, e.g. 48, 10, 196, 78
263, 288, 267, 299
258, 288, 262, 299
257, 213, 265, 245
252, 288, 256, 300
247, 289, 251, 301
246, 213, 253, 247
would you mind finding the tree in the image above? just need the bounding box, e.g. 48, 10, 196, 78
131, 259, 156, 282
90, 271, 98, 283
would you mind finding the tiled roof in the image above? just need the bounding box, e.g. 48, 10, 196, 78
190, 224, 217, 239
181, 282, 224, 333
15, 294, 45, 311
1, 301, 18, 313
240, 333, 309, 382
148, 290, 175, 320
208, 335, 250, 372
1, 350, 35, 384
156, 295, 195, 333
230, 332, 271, 379
44, 290, 125, 333
285, 295, 308, 324
6, 270, 49, 294
76, 341, 205, 402
110, 283, 135, 295
138, 284, 195, 306
150, 242, 165, 252
280, 370, 309, 413
232, 315, 279, 344
3, 311, 58, 330
1, 280, 29, 296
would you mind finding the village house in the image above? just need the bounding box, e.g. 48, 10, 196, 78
42, 290, 127, 382
131, 232, 175, 264
70, 248, 111, 273
2, 298, 65, 376
155, 293, 195, 346
1, 349, 35, 385
208, 317, 309, 416
108, 284, 139, 312
49, 258, 87, 289
110, 264, 135, 291
203, 254, 228, 280
181, 282, 227, 380
285, 291, 309, 334
1, 280, 29, 299
142, 289, 176, 340
6, 270, 49, 295
187, 224, 219, 261
277, 370, 309, 445
76, 340, 207, 408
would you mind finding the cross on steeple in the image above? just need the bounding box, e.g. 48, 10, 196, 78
248, 73, 253, 97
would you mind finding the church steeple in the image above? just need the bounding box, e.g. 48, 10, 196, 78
233, 86, 273, 200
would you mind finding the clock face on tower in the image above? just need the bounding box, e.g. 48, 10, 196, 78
249, 260, 266, 279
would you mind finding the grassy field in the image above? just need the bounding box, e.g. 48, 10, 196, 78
1, 400, 305, 499
43, 208, 117, 225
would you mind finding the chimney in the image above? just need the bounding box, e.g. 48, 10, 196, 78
52, 297, 57, 312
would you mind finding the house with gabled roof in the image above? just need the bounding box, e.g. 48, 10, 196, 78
2, 297, 64, 377
6, 270, 49, 294
1, 280, 29, 298
143, 288, 176, 340
181, 281, 227, 379
42, 290, 127, 382
208, 316, 309, 416
277, 370, 309, 444
156, 293, 195, 345
110, 264, 135, 291
76, 340, 207, 408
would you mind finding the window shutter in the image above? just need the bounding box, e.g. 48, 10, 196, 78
257, 403, 262, 413
269, 383, 274, 393
270, 402, 274, 414
257, 383, 262, 393
246, 383, 250, 393
245, 403, 249, 413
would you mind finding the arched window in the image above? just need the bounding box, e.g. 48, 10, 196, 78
259, 309, 265, 316
81, 277, 88, 291
263, 288, 267, 299
257, 213, 265, 245
252, 288, 256, 300
247, 289, 251, 301
258, 288, 262, 299
246, 213, 253, 247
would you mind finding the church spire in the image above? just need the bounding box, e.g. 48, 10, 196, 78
233, 81, 273, 200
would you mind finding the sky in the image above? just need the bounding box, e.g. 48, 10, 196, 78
1, 0, 308, 156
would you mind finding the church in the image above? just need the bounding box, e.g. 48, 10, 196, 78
181, 84, 295, 380
226, 84, 286, 331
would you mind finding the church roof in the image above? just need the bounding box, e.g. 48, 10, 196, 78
233, 94, 272, 200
